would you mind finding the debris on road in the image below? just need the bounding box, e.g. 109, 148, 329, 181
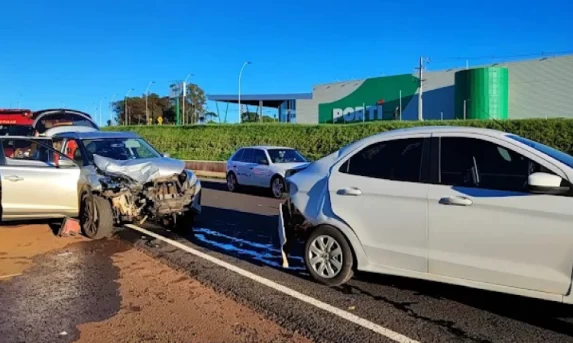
57, 217, 81, 237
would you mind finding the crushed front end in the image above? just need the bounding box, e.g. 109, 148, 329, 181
92, 154, 201, 225
99, 171, 200, 224
278, 196, 312, 268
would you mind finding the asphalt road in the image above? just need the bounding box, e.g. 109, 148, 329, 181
118, 180, 573, 343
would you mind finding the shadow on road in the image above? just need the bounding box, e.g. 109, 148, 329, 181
200, 180, 278, 199
341, 271, 573, 337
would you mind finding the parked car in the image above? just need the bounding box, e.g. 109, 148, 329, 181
0, 116, 201, 239
226, 146, 309, 198
278, 126, 573, 304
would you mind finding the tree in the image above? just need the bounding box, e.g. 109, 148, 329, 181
112, 93, 175, 125
204, 111, 218, 122
180, 83, 207, 125
241, 112, 275, 123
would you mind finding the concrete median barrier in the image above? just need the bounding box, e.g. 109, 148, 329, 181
185, 160, 226, 179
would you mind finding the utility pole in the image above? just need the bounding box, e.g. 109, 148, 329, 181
416, 56, 429, 121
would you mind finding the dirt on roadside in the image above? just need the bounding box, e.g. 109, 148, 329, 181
0, 223, 86, 279
0, 224, 312, 343
75, 247, 312, 343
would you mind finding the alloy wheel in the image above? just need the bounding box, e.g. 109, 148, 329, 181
308, 235, 343, 279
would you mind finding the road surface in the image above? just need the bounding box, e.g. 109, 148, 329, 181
122, 180, 573, 343
0, 223, 311, 343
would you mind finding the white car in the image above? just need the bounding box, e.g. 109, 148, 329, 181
226, 146, 309, 198
278, 126, 573, 304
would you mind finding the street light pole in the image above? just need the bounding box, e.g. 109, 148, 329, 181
125, 88, 134, 125
99, 97, 106, 127
182, 74, 193, 125
145, 81, 155, 125
238, 61, 251, 124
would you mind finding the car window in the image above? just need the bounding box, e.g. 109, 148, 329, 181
63, 139, 84, 164
1, 138, 64, 167
340, 138, 424, 182
231, 149, 244, 162
252, 149, 268, 164
440, 137, 553, 192
240, 148, 254, 163
507, 134, 573, 168
267, 149, 306, 163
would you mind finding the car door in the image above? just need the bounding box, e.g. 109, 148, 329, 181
237, 148, 256, 186
0, 138, 81, 220
228, 148, 244, 179
428, 134, 573, 295
251, 149, 272, 187
327, 135, 431, 272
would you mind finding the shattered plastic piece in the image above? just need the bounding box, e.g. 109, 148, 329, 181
93, 154, 161, 184
59, 331, 68, 336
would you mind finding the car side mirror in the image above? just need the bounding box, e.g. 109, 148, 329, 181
528, 172, 570, 195
57, 158, 78, 168
162, 152, 171, 158
258, 159, 269, 165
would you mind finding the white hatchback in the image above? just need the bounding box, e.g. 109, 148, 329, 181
226, 146, 309, 198
278, 126, 573, 304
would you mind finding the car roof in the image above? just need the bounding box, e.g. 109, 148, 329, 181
240, 145, 296, 150
374, 125, 506, 137
52, 130, 140, 140
337, 125, 510, 157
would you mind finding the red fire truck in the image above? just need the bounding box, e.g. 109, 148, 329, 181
0, 108, 35, 136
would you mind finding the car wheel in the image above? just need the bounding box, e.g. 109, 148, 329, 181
80, 193, 114, 240
305, 225, 354, 286
270, 176, 286, 199
227, 172, 239, 192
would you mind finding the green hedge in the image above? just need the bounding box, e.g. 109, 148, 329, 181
102, 119, 573, 161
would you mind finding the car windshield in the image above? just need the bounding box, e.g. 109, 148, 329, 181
508, 134, 573, 168
267, 148, 307, 163
82, 138, 161, 161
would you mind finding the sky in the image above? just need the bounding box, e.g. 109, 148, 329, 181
0, 0, 571, 124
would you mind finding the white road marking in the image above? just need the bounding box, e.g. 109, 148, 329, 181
125, 224, 419, 343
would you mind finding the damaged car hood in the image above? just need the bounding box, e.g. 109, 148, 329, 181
93, 154, 186, 184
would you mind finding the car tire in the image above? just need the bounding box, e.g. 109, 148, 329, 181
270, 175, 287, 199
304, 225, 354, 287
80, 193, 114, 240
227, 172, 239, 192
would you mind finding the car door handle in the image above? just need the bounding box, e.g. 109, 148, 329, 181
439, 196, 473, 206
337, 187, 362, 196
4, 175, 23, 182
